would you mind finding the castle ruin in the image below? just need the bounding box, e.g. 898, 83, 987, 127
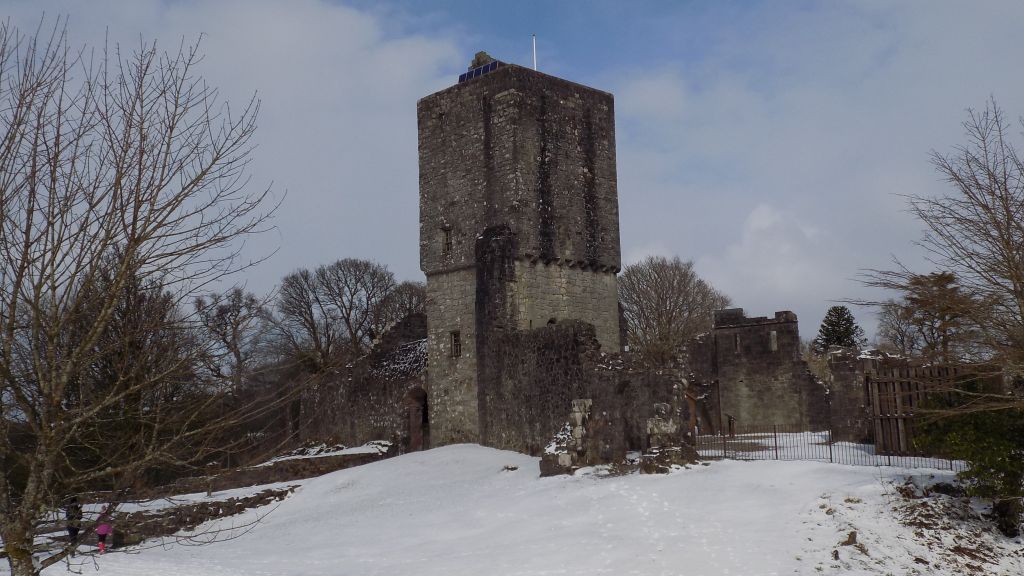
418, 55, 623, 446
688, 309, 829, 433
331, 54, 841, 472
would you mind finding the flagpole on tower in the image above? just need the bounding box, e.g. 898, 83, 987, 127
532, 34, 537, 70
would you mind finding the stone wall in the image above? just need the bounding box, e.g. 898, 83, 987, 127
539, 397, 697, 476
418, 63, 620, 274
479, 321, 591, 451
337, 361, 423, 449
478, 320, 687, 457
332, 315, 428, 450
511, 260, 620, 352
424, 267, 479, 444
826, 348, 873, 442
686, 333, 719, 431
689, 309, 829, 431
580, 355, 689, 458
332, 312, 685, 464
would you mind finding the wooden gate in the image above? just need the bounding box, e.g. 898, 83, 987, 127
867, 364, 964, 455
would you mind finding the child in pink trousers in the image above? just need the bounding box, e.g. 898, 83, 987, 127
96, 521, 113, 554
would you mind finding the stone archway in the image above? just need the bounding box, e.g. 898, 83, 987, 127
403, 386, 429, 451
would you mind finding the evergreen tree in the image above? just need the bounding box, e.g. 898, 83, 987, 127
811, 305, 866, 352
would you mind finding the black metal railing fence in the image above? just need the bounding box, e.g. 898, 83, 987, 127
693, 424, 966, 472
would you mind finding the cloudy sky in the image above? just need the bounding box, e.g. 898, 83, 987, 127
8, 0, 1024, 339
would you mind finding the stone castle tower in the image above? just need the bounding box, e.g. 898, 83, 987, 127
419, 55, 622, 446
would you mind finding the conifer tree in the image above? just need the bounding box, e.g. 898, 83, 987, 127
811, 306, 866, 352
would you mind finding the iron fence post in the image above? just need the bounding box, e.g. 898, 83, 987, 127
773, 425, 779, 460
828, 428, 834, 463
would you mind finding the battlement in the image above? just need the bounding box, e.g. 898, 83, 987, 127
710, 308, 802, 363
518, 253, 620, 273
688, 307, 825, 432
713, 308, 798, 328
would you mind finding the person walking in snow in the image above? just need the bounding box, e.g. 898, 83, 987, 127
96, 518, 113, 554
64, 496, 82, 551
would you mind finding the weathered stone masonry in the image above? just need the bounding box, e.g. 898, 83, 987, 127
327, 56, 845, 468
333, 313, 428, 451
419, 61, 623, 447
689, 309, 829, 432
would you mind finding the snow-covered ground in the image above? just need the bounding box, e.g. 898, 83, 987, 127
101, 481, 302, 514
253, 440, 392, 467
12, 445, 1024, 575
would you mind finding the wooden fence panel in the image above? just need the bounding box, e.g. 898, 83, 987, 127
867, 364, 970, 455
864, 362, 999, 453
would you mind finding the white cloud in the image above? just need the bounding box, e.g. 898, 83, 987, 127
7, 0, 460, 291
8, 0, 1024, 342
612, 1, 1024, 337
697, 204, 838, 321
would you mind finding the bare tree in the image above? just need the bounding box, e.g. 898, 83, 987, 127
853, 100, 1024, 539
619, 256, 731, 367
196, 288, 271, 394
272, 268, 341, 373
267, 261, 419, 441
316, 258, 396, 357
0, 21, 276, 575
863, 100, 1023, 374
919, 101, 1024, 369
379, 280, 426, 328
272, 259, 401, 370
60, 250, 209, 484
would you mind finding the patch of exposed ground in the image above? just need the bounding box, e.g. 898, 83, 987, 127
810, 474, 1023, 575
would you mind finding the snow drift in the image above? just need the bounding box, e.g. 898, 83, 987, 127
15, 444, 1023, 575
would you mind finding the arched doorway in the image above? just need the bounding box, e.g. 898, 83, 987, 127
404, 386, 429, 451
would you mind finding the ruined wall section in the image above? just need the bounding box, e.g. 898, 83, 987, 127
481, 322, 592, 452
705, 309, 829, 430
826, 349, 873, 442
685, 333, 720, 432
582, 356, 688, 458
334, 315, 427, 449
478, 320, 686, 456
337, 368, 423, 448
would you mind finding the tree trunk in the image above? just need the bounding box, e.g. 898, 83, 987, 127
3, 531, 37, 576
993, 497, 1022, 538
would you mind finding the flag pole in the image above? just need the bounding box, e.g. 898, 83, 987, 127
532, 34, 537, 70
